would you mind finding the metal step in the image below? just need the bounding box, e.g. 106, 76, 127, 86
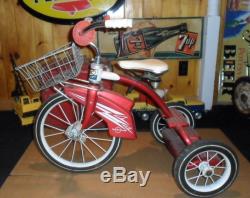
162, 126, 200, 158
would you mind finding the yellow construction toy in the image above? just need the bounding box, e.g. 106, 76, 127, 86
11, 54, 41, 126
13, 94, 41, 125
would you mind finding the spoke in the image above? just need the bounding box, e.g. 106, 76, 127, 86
206, 151, 209, 161
44, 124, 65, 132
49, 112, 71, 125
186, 165, 199, 172
87, 128, 108, 131
211, 166, 226, 169
51, 138, 70, 149
195, 171, 203, 186
208, 152, 218, 162
76, 104, 80, 121
84, 134, 107, 153
80, 141, 85, 163
59, 139, 73, 157
82, 119, 104, 133
80, 105, 85, 123
213, 174, 222, 178
45, 131, 65, 138
188, 161, 199, 168
209, 176, 215, 184
205, 177, 209, 186
58, 104, 71, 124
196, 154, 202, 162
87, 136, 112, 142
187, 172, 202, 181
71, 141, 76, 162
71, 102, 78, 121
214, 158, 225, 168
81, 141, 97, 160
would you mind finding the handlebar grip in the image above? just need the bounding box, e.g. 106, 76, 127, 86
73, 20, 96, 46
104, 19, 133, 29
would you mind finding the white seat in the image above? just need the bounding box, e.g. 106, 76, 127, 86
118, 59, 168, 75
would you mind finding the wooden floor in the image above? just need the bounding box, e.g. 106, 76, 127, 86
0, 129, 249, 198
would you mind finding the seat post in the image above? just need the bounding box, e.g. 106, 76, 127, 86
143, 72, 162, 89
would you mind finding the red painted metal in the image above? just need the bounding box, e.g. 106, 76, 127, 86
167, 108, 189, 128
44, 71, 195, 144
64, 86, 137, 139
118, 75, 173, 117
43, 65, 197, 144
118, 75, 194, 145
82, 88, 98, 128
97, 90, 136, 139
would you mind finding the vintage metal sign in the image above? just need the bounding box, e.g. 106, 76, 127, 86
218, 0, 250, 103
21, 0, 124, 23
97, 18, 203, 59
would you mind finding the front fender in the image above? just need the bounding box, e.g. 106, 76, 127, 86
64, 87, 137, 139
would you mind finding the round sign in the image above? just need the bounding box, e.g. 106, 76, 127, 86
21, 0, 124, 24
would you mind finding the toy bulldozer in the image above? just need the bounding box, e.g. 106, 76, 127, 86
13, 94, 41, 126
11, 54, 41, 126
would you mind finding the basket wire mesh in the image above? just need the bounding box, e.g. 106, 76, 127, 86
15, 43, 84, 92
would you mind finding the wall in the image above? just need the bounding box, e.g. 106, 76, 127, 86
0, 0, 212, 110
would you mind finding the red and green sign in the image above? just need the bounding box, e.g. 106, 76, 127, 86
175, 32, 198, 56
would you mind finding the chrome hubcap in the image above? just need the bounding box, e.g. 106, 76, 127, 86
199, 162, 214, 177
65, 121, 83, 141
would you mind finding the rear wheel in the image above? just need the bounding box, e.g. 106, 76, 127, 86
232, 77, 250, 116
150, 104, 195, 144
34, 94, 121, 172
173, 140, 239, 197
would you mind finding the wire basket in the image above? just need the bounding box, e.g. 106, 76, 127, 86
15, 43, 84, 92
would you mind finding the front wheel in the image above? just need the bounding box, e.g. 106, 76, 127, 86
34, 94, 121, 172
150, 103, 195, 144
173, 140, 239, 197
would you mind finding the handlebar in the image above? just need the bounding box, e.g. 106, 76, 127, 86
72, 18, 133, 47
71, 18, 133, 84
82, 19, 133, 34
82, 19, 133, 33
104, 19, 133, 29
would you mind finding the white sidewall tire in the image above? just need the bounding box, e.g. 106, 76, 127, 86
34, 94, 121, 172
173, 140, 239, 197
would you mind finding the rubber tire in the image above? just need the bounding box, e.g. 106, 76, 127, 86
173, 140, 239, 197
150, 103, 195, 144
232, 76, 250, 116
34, 94, 121, 172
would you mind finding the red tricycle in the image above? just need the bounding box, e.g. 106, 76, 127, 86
15, 18, 238, 197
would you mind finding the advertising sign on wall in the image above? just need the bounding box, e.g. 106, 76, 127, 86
218, 0, 250, 103
20, 0, 124, 24
97, 18, 203, 60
